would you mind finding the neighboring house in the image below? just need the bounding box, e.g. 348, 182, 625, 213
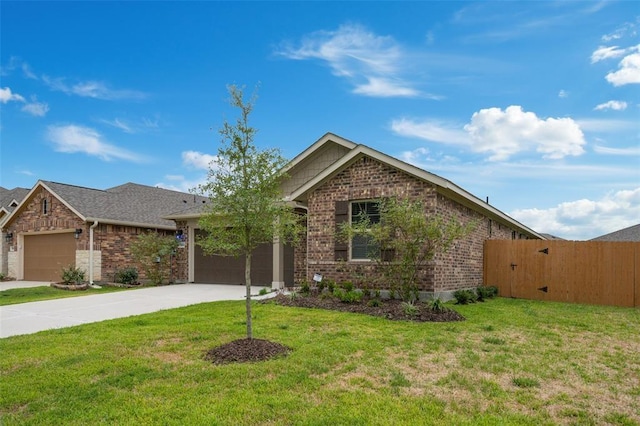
590, 224, 640, 242
1, 186, 30, 276
169, 133, 544, 298
1, 180, 207, 282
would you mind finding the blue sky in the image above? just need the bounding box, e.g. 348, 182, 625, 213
1, 1, 638, 240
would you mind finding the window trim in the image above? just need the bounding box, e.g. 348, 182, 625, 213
349, 200, 380, 261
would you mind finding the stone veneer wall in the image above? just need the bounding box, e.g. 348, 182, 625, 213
75, 250, 102, 282
304, 155, 532, 294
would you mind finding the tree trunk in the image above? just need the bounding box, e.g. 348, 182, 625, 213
245, 251, 253, 339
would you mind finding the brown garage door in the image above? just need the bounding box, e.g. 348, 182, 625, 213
194, 230, 273, 285
24, 233, 76, 281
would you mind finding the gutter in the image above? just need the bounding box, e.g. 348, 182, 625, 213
89, 220, 100, 287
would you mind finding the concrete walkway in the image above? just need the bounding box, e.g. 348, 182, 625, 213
0, 283, 268, 338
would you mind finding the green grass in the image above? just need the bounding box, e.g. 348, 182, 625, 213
1, 298, 639, 425
0, 285, 135, 305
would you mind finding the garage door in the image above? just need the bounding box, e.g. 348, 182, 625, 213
194, 230, 272, 284
24, 233, 76, 281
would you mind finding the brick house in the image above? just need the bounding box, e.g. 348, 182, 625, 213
1, 180, 206, 283
1, 186, 30, 276
170, 133, 544, 298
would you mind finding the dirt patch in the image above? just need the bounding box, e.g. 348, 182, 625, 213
203, 338, 291, 365
265, 292, 466, 322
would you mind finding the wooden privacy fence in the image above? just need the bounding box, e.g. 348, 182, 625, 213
484, 240, 640, 308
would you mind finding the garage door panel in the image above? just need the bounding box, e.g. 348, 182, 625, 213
194, 230, 273, 285
24, 233, 76, 281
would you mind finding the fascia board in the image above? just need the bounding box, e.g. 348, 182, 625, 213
283, 132, 357, 173
84, 217, 175, 231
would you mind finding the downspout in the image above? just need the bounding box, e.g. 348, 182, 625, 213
89, 221, 100, 288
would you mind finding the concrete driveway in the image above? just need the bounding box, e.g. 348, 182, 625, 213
0, 283, 269, 338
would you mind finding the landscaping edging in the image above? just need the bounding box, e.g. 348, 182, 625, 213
50, 282, 89, 291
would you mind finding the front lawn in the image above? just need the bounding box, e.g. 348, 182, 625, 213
0, 285, 138, 306
1, 298, 638, 425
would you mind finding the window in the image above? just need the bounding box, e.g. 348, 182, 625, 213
351, 201, 380, 260
42, 199, 48, 215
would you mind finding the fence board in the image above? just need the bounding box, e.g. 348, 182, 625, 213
484, 240, 639, 308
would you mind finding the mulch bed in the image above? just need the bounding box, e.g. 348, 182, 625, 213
204, 338, 291, 365
204, 291, 464, 365
50, 282, 89, 291
267, 292, 466, 322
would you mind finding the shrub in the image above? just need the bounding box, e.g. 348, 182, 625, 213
326, 279, 336, 293
428, 298, 446, 312
341, 281, 354, 292
402, 301, 419, 317
114, 267, 139, 285
316, 280, 326, 292
61, 265, 86, 285
259, 288, 269, 296
333, 288, 362, 303
476, 285, 499, 301
300, 281, 310, 294
453, 289, 477, 305
367, 298, 383, 307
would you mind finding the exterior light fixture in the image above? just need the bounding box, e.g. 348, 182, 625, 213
74, 228, 83, 239
4, 232, 13, 243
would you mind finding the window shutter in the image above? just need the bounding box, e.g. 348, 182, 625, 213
334, 200, 349, 261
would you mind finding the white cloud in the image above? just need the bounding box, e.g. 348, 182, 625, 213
605, 51, 640, 86
391, 118, 469, 145
591, 45, 628, 63
277, 23, 420, 98
182, 150, 217, 170
100, 118, 133, 133
46, 124, 145, 162
156, 175, 207, 193
594, 145, 640, 155
42, 75, 146, 100
0, 87, 25, 103
594, 100, 628, 111
558, 90, 569, 98
465, 106, 586, 160
21, 98, 49, 117
511, 187, 640, 240
352, 77, 419, 98
1, 88, 48, 116
393, 106, 586, 161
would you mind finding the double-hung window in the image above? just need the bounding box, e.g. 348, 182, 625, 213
351, 201, 380, 260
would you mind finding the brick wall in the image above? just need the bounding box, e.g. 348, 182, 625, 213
92, 224, 175, 282
303, 155, 530, 295
5, 186, 179, 283
305, 156, 437, 288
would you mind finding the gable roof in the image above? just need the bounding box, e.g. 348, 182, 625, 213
286, 133, 544, 240
0, 186, 30, 226
3, 180, 208, 230
590, 224, 640, 242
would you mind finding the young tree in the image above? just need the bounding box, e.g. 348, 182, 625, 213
197, 85, 300, 339
340, 197, 475, 302
130, 232, 179, 286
